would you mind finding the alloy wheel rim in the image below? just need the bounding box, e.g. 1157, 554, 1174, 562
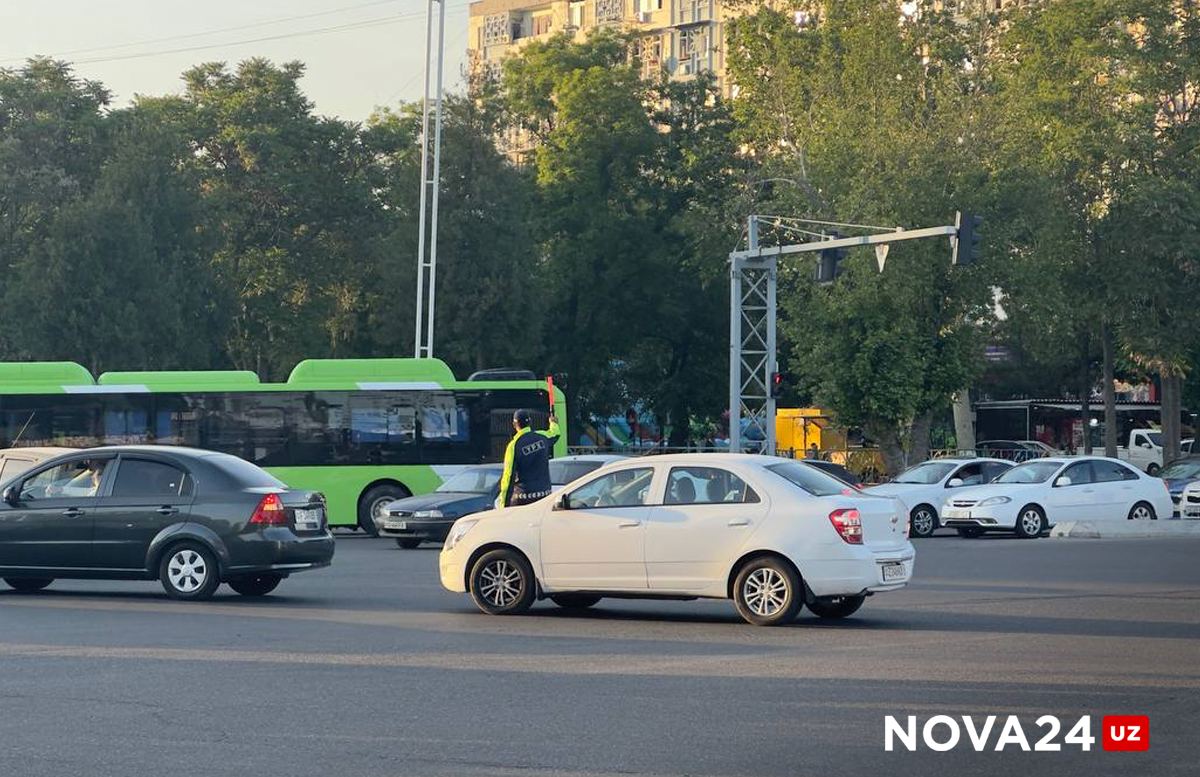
743, 568, 788, 617
168, 550, 207, 593
372, 498, 392, 520
479, 560, 523, 607
1133, 505, 1151, 520
913, 510, 934, 535
1022, 511, 1041, 535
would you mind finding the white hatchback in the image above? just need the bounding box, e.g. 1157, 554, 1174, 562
438, 453, 915, 626
940, 456, 1173, 538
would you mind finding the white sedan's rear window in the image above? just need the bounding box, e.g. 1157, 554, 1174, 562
765, 462, 851, 497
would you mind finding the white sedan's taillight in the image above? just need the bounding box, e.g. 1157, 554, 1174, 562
828, 508, 863, 544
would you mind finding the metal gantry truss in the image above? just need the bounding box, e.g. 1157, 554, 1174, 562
728, 215, 960, 453
414, 0, 447, 359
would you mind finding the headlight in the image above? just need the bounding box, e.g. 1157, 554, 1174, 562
444, 518, 478, 551
412, 509, 444, 519
977, 496, 1011, 507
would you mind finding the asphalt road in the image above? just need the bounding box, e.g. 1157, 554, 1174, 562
1, 532, 1198, 777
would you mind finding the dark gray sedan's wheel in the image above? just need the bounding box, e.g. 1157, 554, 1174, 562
4, 578, 53, 593
733, 557, 802, 626
1127, 501, 1156, 521
395, 538, 422, 549
358, 484, 409, 537
469, 549, 536, 615
909, 505, 937, 538
228, 574, 283, 597
549, 593, 602, 609
1014, 505, 1045, 539
807, 594, 866, 620
160, 542, 220, 601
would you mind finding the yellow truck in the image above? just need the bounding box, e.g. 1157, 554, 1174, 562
776, 408, 882, 482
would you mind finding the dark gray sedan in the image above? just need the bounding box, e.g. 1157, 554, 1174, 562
0, 446, 334, 600
378, 464, 501, 548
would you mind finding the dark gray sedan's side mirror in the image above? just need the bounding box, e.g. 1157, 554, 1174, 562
2, 486, 18, 506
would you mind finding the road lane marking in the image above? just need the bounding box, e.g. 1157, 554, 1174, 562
0, 641, 1196, 688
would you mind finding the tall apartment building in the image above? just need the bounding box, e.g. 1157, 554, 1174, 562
467, 0, 736, 95
466, 0, 1027, 100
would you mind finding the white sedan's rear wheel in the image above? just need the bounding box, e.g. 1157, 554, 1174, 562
733, 557, 802, 626
1127, 502, 1156, 521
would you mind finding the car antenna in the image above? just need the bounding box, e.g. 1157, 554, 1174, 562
10, 411, 35, 446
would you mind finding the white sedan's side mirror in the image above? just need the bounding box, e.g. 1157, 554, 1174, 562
947, 478, 964, 488
1054, 476, 1072, 487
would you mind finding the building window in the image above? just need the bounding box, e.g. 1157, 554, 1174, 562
483, 13, 511, 45
533, 14, 552, 35
637, 0, 661, 14
595, 0, 623, 24
569, 1, 584, 27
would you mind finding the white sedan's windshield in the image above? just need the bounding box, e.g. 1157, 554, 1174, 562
996, 461, 1061, 484
893, 462, 955, 484
437, 469, 500, 493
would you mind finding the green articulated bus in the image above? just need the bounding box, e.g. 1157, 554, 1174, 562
0, 359, 567, 531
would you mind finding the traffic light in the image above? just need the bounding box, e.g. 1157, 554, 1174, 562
770, 371, 784, 398
952, 211, 983, 266
815, 231, 847, 285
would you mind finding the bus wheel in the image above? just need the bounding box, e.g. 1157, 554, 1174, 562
358, 484, 409, 537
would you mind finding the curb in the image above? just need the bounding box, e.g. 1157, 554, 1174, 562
1049, 520, 1200, 539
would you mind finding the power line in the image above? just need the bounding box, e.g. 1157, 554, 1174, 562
68, 16, 421, 66
3, 0, 401, 64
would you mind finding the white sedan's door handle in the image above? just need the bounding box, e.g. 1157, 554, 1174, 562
618, 520, 641, 528
727, 518, 750, 527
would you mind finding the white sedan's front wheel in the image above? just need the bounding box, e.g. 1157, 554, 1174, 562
1014, 505, 1045, 539
469, 549, 536, 615
733, 557, 802, 626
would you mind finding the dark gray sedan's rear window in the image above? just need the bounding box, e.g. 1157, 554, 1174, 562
206, 453, 287, 488
765, 462, 851, 497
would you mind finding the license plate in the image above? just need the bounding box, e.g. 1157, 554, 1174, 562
294, 508, 323, 530
942, 508, 969, 519
881, 563, 906, 582
385, 520, 408, 531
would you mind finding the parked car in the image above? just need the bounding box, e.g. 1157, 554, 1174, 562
801, 459, 861, 487
549, 454, 630, 491
940, 456, 1172, 538
1158, 455, 1200, 517
438, 453, 914, 626
0, 446, 334, 599
378, 464, 502, 548
0, 447, 74, 486
1177, 480, 1200, 519
865, 458, 1014, 538
1118, 429, 1194, 475
1021, 440, 1061, 456
975, 440, 1045, 462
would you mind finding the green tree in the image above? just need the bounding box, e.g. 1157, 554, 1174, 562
726, 1, 997, 469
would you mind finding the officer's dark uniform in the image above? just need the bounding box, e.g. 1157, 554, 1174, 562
497, 411, 561, 507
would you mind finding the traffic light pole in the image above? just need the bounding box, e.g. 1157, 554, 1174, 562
728, 216, 961, 454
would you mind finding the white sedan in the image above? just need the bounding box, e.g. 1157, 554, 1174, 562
939, 456, 1173, 538
865, 458, 1014, 538
438, 453, 915, 626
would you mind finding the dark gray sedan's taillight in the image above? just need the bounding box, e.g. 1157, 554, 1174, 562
249, 493, 287, 526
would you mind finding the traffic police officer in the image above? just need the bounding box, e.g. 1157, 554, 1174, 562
496, 409, 561, 507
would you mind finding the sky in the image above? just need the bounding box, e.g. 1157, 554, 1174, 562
0, 0, 472, 121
